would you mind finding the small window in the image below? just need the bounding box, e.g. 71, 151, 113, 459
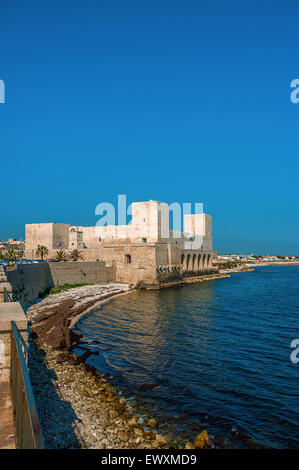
99, 237, 101, 241
125, 254, 131, 264
142, 238, 147, 243
143, 218, 146, 222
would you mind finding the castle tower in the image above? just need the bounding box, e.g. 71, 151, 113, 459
184, 213, 212, 250
131, 200, 169, 242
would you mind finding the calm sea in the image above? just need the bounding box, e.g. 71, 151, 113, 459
74, 266, 299, 448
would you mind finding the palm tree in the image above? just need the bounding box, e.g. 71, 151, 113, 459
4, 248, 18, 260
35, 245, 48, 260
55, 250, 68, 262
68, 249, 84, 261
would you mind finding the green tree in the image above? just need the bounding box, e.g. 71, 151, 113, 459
4, 248, 18, 260
35, 245, 49, 260
68, 249, 84, 261
55, 250, 68, 262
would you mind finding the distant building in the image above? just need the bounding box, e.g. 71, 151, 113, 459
25, 200, 216, 287
0, 239, 25, 251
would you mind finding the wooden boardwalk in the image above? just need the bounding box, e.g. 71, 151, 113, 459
0, 281, 29, 449
0, 381, 15, 449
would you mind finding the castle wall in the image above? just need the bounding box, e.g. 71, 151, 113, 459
76, 226, 99, 248
25, 223, 70, 250
167, 243, 182, 265
183, 214, 212, 251
25, 223, 53, 250
155, 243, 169, 265
6, 262, 110, 307
5, 263, 54, 306
48, 261, 108, 285
23, 200, 215, 287
201, 214, 212, 251
25, 203, 213, 252
95, 243, 158, 285
52, 223, 70, 249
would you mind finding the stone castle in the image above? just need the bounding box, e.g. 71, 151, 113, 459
25, 200, 216, 287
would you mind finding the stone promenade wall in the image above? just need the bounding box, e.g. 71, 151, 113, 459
6, 262, 112, 307
6, 264, 53, 306
49, 261, 108, 285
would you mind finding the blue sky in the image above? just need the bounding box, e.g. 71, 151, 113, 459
0, 1, 298, 254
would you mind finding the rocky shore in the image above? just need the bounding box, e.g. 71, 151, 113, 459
219, 260, 299, 275
147, 272, 232, 290
246, 261, 299, 267
26, 283, 212, 449
28, 338, 175, 449
219, 266, 256, 274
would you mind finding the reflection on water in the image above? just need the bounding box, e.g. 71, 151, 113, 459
75, 266, 299, 448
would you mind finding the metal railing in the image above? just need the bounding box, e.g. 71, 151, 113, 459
4, 287, 12, 302
10, 321, 44, 448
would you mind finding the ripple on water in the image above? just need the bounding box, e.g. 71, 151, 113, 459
74, 266, 299, 448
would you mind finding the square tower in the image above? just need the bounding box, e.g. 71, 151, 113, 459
131, 200, 169, 242
184, 213, 212, 250
25, 223, 70, 250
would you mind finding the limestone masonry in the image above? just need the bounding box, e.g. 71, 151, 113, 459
25, 200, 216, 287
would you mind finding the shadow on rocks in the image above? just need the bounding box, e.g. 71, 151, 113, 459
28, 333, 85, 449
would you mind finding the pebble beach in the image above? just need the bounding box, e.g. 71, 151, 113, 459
26, 283, 211, 449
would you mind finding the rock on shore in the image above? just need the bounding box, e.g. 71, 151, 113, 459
26, 283, 182, 449
27, 284, 132, 352
29, 339, 177, 449
27, 283, 133, 324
